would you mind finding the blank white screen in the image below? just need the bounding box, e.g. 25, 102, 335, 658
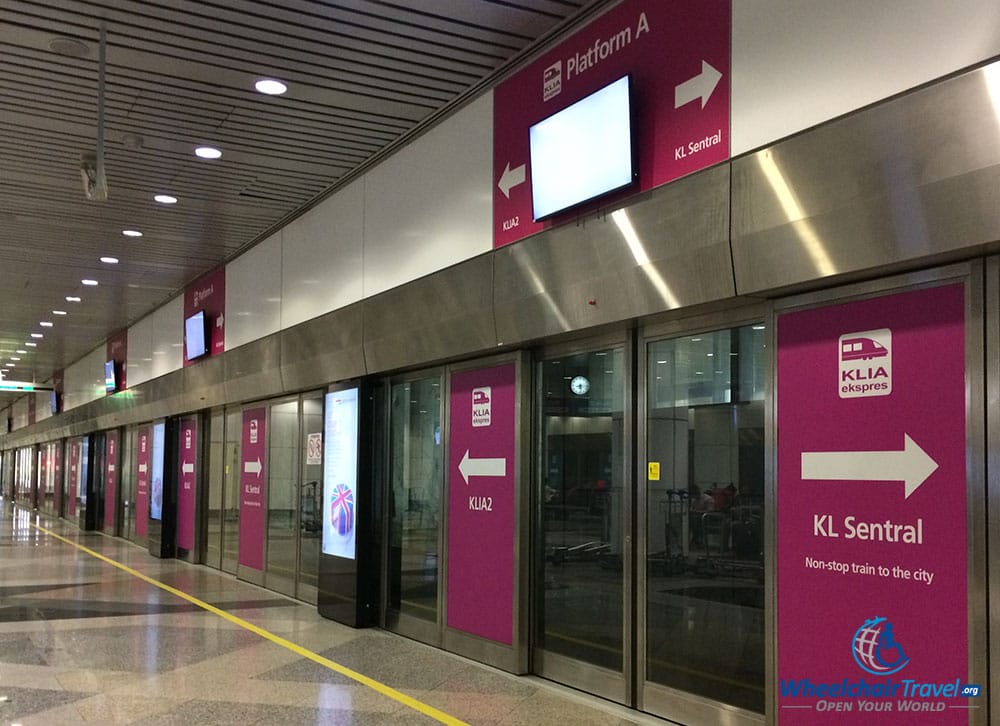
529, 76, 634, 220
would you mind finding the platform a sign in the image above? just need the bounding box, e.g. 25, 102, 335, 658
493, 0, 730, 247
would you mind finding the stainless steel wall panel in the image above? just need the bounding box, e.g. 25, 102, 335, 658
123, 372, 188, 425
179, 353, 228, 412
494, 165, 734, 345
223, 335, 285, 404
732, 61, 1000, 294
363, 255, 496, 374
280, 303, 366, 390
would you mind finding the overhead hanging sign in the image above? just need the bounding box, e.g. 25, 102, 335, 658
776, 284, 978, 722
183, 267, 226, 366
493, 0, 731, 247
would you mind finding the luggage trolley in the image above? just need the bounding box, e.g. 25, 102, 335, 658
660, 489, 689, 559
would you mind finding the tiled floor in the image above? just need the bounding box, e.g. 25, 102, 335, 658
0, 502, 668, 725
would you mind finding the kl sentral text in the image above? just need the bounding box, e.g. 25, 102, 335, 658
812, 514, 922, 543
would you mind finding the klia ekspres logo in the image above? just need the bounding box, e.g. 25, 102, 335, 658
839, 328, 892, 399
852, 616, 910, 676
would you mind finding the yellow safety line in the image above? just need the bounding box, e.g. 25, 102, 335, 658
30, 523, 467, 726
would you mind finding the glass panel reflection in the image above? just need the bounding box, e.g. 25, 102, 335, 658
645, 325, 766, 712
221, 409, 242, 574
387, 378, 442, 623
267, 401, 299, 595
298, 395, 324, 594
206, 412, 225, 570
537, 347, 625, 672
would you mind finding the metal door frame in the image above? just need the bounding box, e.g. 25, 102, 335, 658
769, 260, 987, 726
379, 366, 447, 648
260, 394, 300, 597
295, 389, 325, 604
637, 302, 770, 726
440, 350, 531, 674
982, 256, 1000, 726
531, 328, 633, 706
237, 402, 271, 587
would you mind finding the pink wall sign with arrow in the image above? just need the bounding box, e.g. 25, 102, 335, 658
239, 408, 267, 570
447, 363, 517, 645
777, 283, 971, 723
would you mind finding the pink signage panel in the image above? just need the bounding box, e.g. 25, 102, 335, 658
493, 0, 730, 247
104, 431, 118, 529
68, 440, 79, 516
106, 331, 128, 390
136, 427, 150, 537
447, 363, 517, 645
177, 418, 197, 551
53, 444, 62, 514
239, 408, 267, 570
777, 284, 973, 722
183, 267, 226, 365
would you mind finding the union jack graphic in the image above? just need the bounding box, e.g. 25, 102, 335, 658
330, 483, 355, 536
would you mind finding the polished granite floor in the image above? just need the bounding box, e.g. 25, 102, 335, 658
0, 501, 667, 725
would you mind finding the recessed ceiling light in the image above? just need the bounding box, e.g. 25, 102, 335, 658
122, 229, 142, 237
65, 296, 81, 302
154, 194, 177, 204
195, 146, 222, 159
39, 321, 53, 327
100, 256, 119, 264
52, 310, 66, 315
254, 78, 288, 95
15, 350, 26, 354
30, 333, 43, 339
10, 357, 20, 362
48, 37, 90, 58
4, 363, 13, 368
82, 279, 99, 286
25, 342, 37, 347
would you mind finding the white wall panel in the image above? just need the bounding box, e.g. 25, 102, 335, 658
11, 398, 28, 430
364, 93, 494, 297
64, 347, 106, 411
34, 392, 52, 423
732, 0, 1000, 154
127, 314, 154, 387
281, 180, 364, 328
226, 232, 282, 349
149, 296, 184, 379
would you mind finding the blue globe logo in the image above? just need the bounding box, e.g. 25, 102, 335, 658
852, 616, 910, 676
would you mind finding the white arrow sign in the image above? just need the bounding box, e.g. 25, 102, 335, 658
459, 449, 507, 486
108, 464, 115, 473
801, 434, 937, 499
138, 463, 147, 474
674, 60, 723, 110
216, 313, 224, 329
243, 458, 262, 477
182, 461, 195, 475
498, 162, 526, 199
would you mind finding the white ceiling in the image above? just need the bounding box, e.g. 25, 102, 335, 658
0, 0, 598, 401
